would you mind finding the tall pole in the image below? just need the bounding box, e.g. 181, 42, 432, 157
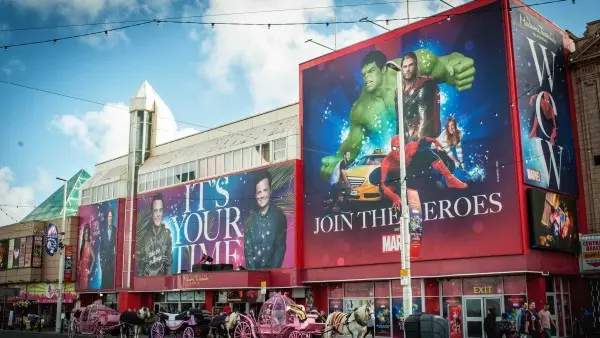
406, 0, 410, 25
55, 177, 67, 333
386, 60, 413, 326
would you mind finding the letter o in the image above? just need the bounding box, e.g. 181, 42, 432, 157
454, 197, 472, 218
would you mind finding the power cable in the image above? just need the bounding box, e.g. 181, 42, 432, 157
0, 0, 570, 50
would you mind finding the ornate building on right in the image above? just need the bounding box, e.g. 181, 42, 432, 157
568, 19, 600, 330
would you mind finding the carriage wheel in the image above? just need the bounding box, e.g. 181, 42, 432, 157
96, 327, 104, 338
234, 321, 252, 338
183, 327, 195, 338
289, 330, 304, 338
68, 320, 76, 338
151, 322, 165, 338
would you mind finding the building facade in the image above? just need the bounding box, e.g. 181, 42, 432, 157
76, 1, 589, 337
569, 19, 600, 329
0, 170, 89, 328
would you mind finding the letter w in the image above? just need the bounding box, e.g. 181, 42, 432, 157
526, 37, 556, 91
534, 138, 563, 189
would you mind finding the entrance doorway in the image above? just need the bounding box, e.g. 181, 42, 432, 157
464, 297, 503, 338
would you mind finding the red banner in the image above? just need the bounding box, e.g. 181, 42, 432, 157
64, 246, 73, 282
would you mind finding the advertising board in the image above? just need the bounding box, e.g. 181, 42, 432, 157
511, 2, 578, 196
580, 235, 600, 272
78, 199, 119, 290
527, 188, 578, 252
301, 1, 520, 268
135, 161, 296, 276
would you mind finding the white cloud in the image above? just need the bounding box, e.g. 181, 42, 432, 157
374, 0, 472, 30
1, 59, 26, 76
0, 167, 56, 226
51, 100, 198, 162
197, 0, 372, 114
8, 0, 137, 22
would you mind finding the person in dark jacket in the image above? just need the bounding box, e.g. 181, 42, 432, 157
485, 308, 497, 338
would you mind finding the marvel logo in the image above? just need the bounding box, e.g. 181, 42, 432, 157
382, 234, 402, 253
527, 168, 541, 182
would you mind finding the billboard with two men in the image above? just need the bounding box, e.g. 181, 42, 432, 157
134, 161, 296, 276
301, 0, 522, 269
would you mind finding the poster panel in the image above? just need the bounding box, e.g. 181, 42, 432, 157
32, 236, 43, 268
329, 299, 343, 314
134, 162, 296, 276
301, 1, 519, 269
0, 240, 8, 270
7, 239, 14, 269
579, 235, 600, 272
26, 282, 76, 303
527, 188, 578, 252
64, 245, 73, 282
11, 238, 21, 269
504, 295, 526, 321
77, 199, 119, 290
392, 297, 422, 337
18, 238, 25, 267
511, 3, 578, 196
375, 298, 391, 337
24, 237, 32, 267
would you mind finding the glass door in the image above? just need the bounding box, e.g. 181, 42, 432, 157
484, 296, 503, 337
464, 298, 483, 338
546, 293, 559, 337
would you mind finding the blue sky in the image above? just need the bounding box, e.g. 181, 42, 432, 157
0, 0, 597, 225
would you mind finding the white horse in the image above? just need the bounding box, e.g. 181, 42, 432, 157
208, 312, 240, 338
226, 312, 240, 338
324, 303, 373, 338
119, 307, 151, 338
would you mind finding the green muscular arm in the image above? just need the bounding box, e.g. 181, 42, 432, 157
391, 49, 476, 91
320, 106, 364, 181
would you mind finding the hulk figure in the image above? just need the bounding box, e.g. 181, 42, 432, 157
320, 49, 475, 181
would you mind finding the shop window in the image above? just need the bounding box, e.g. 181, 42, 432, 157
273, 138, 287, 161
442, 279, 462, 296
154, 293, 166, 302
167, 166, 174, 186
195, 291, 205, 302
224, 152, 233, 173
328, 299, 343, 314
167, 292, 180, 302
425, 297, 441, 315
442, 297, 462, 319
546, 276, 555, 293
391, 279, 422, 297
160, 169, 167, 187
261, 143, 271, 163
103, 184, 109, 201
243, 148, 251, 169
108, 183, 114, 199
207, 156, 216, 177
216, 154, 224, 175
199, 158, 207, 178
424, 279, 440, 297
152, 171, 159, 190
233, 150, 242, 171
181, 163, 189, 182
504, 275, 527, 294
82, 189, 91, 205
374, 281, 389, 297
188, 161, 196, 181
344, 281, 374, 298
462, 277, 503, 296
174, 165, 181, 184
328, 284, 343, 298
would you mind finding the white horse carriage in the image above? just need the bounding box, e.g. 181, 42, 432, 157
232, 293, 325, 338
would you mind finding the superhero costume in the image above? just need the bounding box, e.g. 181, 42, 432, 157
528, 91, 557, 144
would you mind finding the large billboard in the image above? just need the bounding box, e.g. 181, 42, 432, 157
301, 1, 520, 268
78, 199, 119, 290
135, 161, 296, 276
511, 3, 578, 196
527, 188, 578, 252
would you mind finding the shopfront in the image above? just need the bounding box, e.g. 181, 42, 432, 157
153, 291, 206, 314
323, 275, 573, 338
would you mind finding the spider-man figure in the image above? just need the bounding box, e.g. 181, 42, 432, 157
528, 91, 557, 145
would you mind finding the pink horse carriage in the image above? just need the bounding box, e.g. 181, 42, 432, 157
234, 293, 325, 338
68, 304, 122, 338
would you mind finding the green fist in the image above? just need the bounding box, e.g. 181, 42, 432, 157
321, 155, 342, 182
436, 52, 475, 91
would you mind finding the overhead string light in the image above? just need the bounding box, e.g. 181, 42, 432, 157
0, 0, 569, 50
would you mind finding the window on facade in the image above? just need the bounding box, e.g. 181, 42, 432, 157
174, 165, 181, 184
273, 138, 286, 161
224, 152, 233, 173
233, 150, 242, 171
82, 189, 91, 205
253, 145, 262, 167
139, 175, 145, 192
103, 184, 109, 200
188, 161, 196, 181
167, 167, 174, 186
181, 162, 189, 182
199, 158, 207, 178
98, 185, 104, 202
153, 171, 159, 190
243, 148, 251, 169
160, 169, 167, 187
108, 183, 114, 199
261, 143, 271, 163
215, 154, 224, 175
207, 156, 216, 177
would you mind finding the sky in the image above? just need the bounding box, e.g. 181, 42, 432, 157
0, 0, 597, 226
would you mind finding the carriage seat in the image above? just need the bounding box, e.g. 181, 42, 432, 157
286, 304, 307, 322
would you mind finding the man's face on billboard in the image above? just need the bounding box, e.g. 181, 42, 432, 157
152, 199, 164, 227
255, 178, 271, 210
401, 56, 417, 81
361, 62, 383, 92
107, 211, 113, 227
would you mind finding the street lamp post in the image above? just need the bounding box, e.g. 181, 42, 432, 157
386, 60, 414, 322
55, 177, 67, 333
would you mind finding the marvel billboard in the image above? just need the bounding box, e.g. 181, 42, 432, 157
78, 199, 119, 290
511, 2, 578, 196
527, 188, 578, 253
134, 161, 296, 276
301, 1, 520, 269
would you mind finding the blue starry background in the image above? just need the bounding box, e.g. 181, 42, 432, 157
511, 5, 579, 197
301, 1, 523, 263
